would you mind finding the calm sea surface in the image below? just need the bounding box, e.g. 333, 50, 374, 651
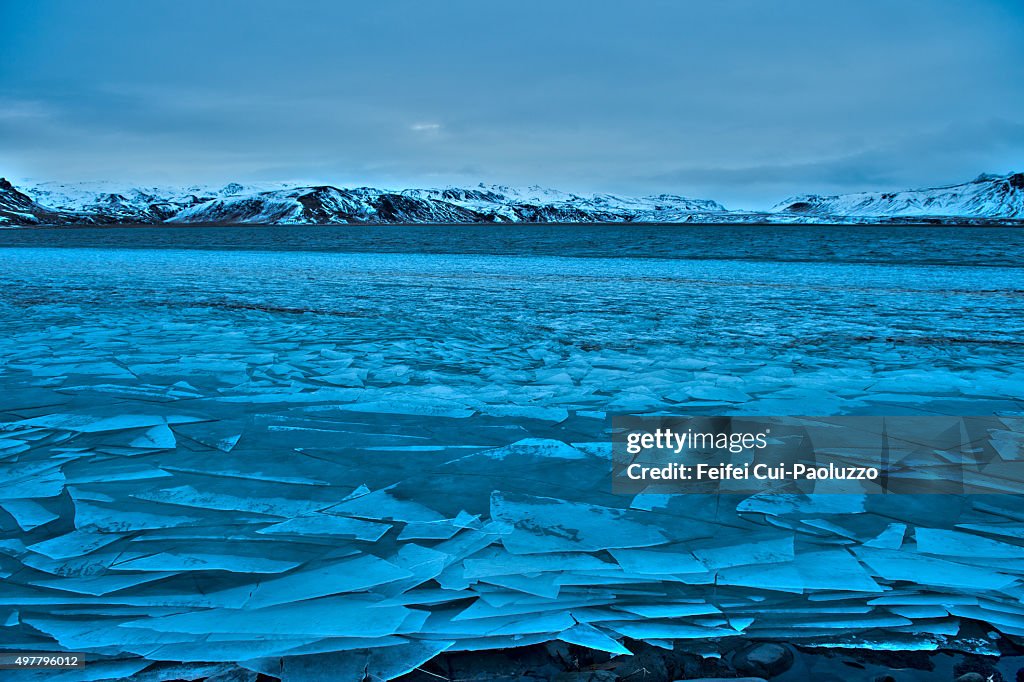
3, 223, 1023, 267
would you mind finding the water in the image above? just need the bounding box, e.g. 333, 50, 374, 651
1, 224, 1023, 673
4, 223, 1024, 266
3, 225, 1023, 416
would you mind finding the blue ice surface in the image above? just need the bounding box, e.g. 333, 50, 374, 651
0, 225, 1023, 679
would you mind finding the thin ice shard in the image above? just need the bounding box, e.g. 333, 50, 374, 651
491, 491, 668, 554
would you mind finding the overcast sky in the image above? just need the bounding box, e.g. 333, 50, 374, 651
2, 0, 1022, 208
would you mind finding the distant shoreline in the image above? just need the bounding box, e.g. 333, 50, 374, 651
3, 173, 1021, 228
4, 220, 1024, 229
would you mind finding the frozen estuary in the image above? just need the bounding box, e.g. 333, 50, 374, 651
1, 225, 1024, 680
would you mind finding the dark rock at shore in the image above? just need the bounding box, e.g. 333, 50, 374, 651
732, 642, 794, 678
955, 673, 988, 682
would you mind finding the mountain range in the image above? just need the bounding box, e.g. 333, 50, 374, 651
1, 172, 1022, 227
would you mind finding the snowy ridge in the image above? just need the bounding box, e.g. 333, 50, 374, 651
772, 172, 1024, 220
1, 173, 1023, 226
1, 180, 727, 227
0, 178, 55, 225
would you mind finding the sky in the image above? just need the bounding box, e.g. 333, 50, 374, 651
1, 0, 1022, 209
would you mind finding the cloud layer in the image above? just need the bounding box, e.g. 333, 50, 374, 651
2, 0, 1022, 208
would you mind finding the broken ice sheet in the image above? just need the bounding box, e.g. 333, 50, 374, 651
914, 527, 1024, 559
854, 546, 1018, 591
717, 549, 881, 593
691, 533, 795, 570
247, 635, 407, 662
397, 519, 460, 540
332, 397, 475, 419
606, 620, 737, 640
129, 424, 177, 449
256, 513, 391, 541
27, 531, 123, 561
613, 603, 722, 618
955, 523, 1024, 541
865, 523, 908, 549
947, 603, 1024, 636
125, 595, 415, 638
171, 419, 244, 452
3, 247, 1024, 674
466, 438, 589, 462
990, 426, 1024, 460
134, 638, 323, 665
441, 633, 551, 653
478, 572, 561, 599
558, 622, 631, 655
423, 607, 577, 638
64, 461, 172, 485
29, 571, 177, 596
754, 612, 914, 632
133, 485, 324, 517
738, 493, 867, 517
0, 462, 66, 499
478, 405, 569, 422
463, 550, 612, 579
0, 437, 30, 456
885, 604, 950, 619
237, 554, 412, 608
56, 382, 203, 402
324, 487, 445, 523
111, 551, 302, 574
609, 546, 707, 575
491, 491, 668, 554
10, 412, 206, 433
159, 451, 338, 487
17, 549, 125, 579
1, 499, 59, 530
71, 499, 205, 532
452, 592, 619, 622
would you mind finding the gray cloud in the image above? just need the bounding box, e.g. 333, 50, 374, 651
2, 0, 1022, 207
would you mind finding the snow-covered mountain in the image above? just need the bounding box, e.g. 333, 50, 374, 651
1, 173, 1022, 227
0, 178, 61, 224
0, 180, 726, 227
772, 172, 1024, 220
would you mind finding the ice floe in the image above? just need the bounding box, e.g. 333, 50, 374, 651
1, 246, 1023, 679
